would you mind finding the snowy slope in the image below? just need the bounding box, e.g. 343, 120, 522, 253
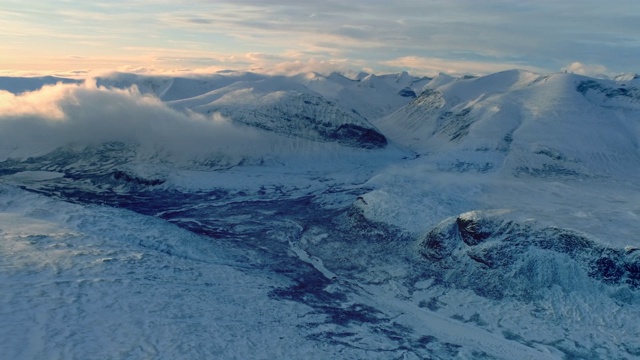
298, 71, 430, 121
377, 69, 640, 178
94, 71, 268, 102
165, 77, 387, 148
0, 185, 347, 359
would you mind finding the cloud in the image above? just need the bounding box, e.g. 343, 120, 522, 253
0, 81, 266, 163
561, 62, 609, 77
0, 78, 377, 168
2, 1, 639, 76
381, 56, 545, 77
240, 54, 364, 75
101, 53, 366, 77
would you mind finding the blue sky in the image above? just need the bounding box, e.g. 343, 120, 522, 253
1, 0, 639, 76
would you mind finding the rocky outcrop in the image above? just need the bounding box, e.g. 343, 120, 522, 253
417, 210, 640, 300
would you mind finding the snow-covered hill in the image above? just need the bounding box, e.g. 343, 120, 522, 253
1, 69, 640, 359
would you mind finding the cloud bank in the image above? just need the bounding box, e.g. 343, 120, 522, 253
0, 81, 267, 163
0, 79, 384, 169
2, 1, 639, 76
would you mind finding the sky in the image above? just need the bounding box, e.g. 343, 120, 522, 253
1, 0, 639, 77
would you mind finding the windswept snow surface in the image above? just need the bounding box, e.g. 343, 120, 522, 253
2, 70, 640, 359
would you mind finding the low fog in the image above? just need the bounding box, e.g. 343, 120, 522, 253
0, 80, 338, 164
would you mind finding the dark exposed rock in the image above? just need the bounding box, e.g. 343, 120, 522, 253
208, 92, 387, 149
328, 124, 387, 149
397, 87, 417, 98
577, 80, 640, 100
112, 170, 165, 186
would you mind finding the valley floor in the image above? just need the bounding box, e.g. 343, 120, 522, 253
2, 155, 640, 359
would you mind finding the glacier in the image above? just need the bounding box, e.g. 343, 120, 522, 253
1, 69, 640, 359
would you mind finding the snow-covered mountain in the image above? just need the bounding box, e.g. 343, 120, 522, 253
378, 69, 640, 178
0, 75, 80, 94
0, 70, 431, 153
166, 77, 387, 149
1, 69, 640, 359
